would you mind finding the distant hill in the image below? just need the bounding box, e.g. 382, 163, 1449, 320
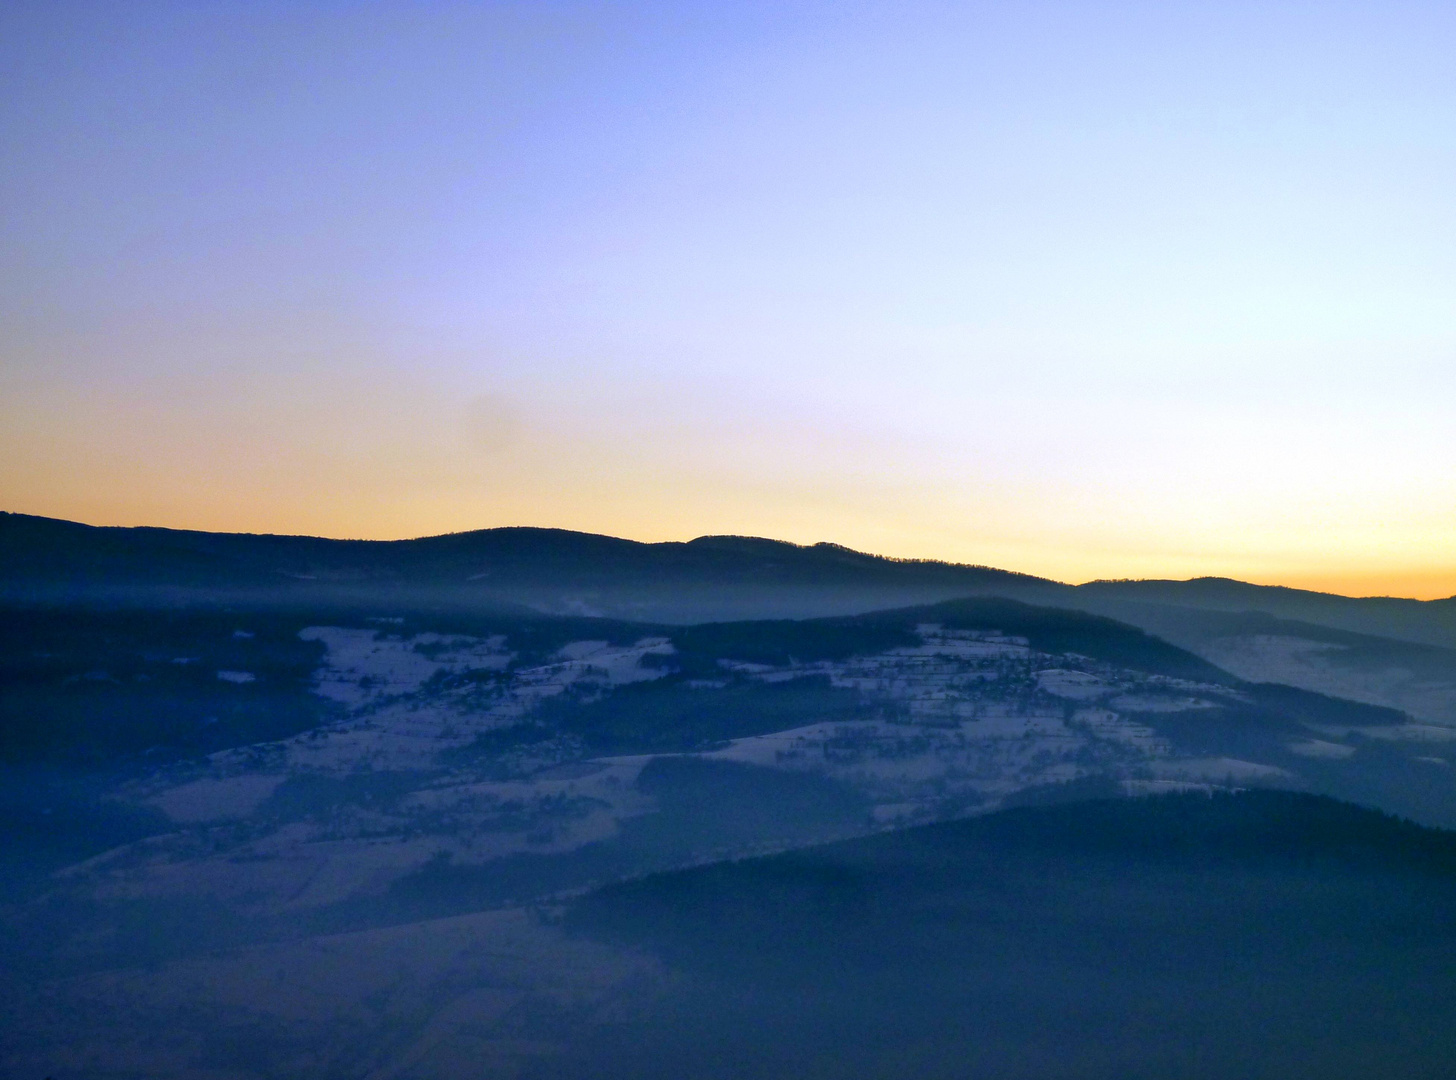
670, 595, 1235, 685
1074, 576, 1456, 651
0, 594, 1231, 770
0, 512, 1043, 621
4, 513, 1454, 720
5, 510, 1452, 629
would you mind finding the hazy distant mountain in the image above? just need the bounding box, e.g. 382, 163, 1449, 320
0, 512, 1044, 620
1063, 600, 1456, 724
5, 512, 1451, 636
7, 511, 1454, 721
1074, 576, 1456, 650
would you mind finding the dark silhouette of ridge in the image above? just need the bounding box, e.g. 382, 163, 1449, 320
3, 512, 1453, 647
0, 512, 1048, 620
0, 512, 1037, 585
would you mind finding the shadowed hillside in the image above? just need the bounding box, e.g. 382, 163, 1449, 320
0, 512, 1042, 620
565, 790, 1456, 1080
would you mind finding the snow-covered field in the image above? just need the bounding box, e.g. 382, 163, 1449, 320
10, 617, 1456, 1080
72, 619, 1424, 923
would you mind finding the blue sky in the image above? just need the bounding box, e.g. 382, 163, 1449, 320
3, 1, 1453, 594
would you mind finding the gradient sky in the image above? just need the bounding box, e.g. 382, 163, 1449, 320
2, 1, 1453, 597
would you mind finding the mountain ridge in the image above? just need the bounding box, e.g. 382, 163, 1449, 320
6, 510, 1453, 643
557, 789, 1456, 1079
7, 509, 1451, 596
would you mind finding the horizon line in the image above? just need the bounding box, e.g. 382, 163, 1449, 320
4, 509, 1451, 604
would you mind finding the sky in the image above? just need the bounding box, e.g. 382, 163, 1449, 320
2, 1, 1453, 598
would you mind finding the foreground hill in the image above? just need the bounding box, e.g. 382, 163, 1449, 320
7, 790, 1455, 1079
564, 789, 1456, 1080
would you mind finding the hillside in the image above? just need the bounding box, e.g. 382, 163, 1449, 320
565, 790, 1456, 1079
5, 512, 1452, 645
0, 512, 1042, 620
5, 588, 1456, 1077
9, 512, 1454, 726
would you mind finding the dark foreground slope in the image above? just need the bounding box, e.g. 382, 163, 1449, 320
6, 791, 1456, 1080
566, 790, 1456, 1080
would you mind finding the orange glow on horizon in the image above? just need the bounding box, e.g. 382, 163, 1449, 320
4, 4, 1454, 608
7, 499, 1451, 602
